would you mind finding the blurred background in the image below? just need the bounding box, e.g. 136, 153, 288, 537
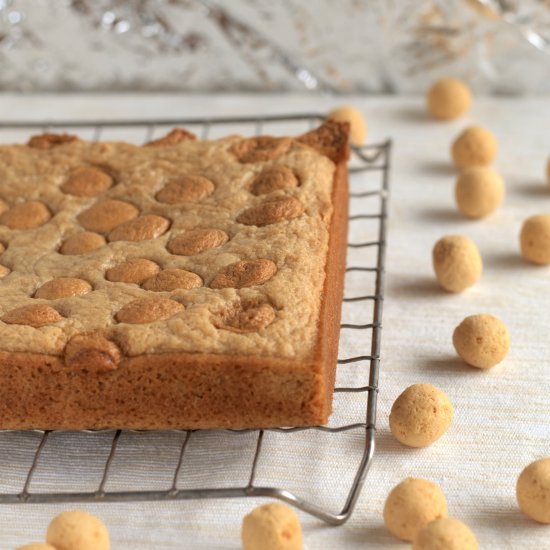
1, 0, 550, 95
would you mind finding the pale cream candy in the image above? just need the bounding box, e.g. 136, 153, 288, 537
327, 106, 367, 145
46, 510, 110, 550
520, 214, 550, 265
427, 78, 471, 120
432, 235, 482, 293
389, 383, 453, 447
516, 458, 550, 523
454, 167, 504, 219
412, 518, 478, 549
453, 313, 510, 369
451, 126, 497, 168
241, 502, 302, 550
383, 478, 448, 541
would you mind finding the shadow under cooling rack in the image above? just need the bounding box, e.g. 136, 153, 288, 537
0, 114, 391, 525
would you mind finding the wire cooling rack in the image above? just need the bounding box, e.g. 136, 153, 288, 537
0, 114, 390, 526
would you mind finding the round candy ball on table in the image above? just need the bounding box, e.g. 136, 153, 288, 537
451, 126, 497, 169
46, 510, 110, 550
427, 78, 471, 120
412, 518, 479, 550
454, 167, 505, 219
432, 235, 482, 293
383, 477, 448, 541
389, 383, 454, 447
241, 502, 303, 550
516, 458, 550, 524
453, 313, 510, 369
520, 214, 550, 265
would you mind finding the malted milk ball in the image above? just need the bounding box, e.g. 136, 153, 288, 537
453, 314, 510, 369
383, 478, 448, 541
516, 458, 550, 523
327, 106, 367, 145
413, 518, 479, 550
520, 214, 550, 265
427, 78, 471, 120
389, 383, 454, 448
46, 510, 110, 550
242, 502, 303, 550
451, 126, 497, 168
432, 235, 482, 293
455, 167, 505, 219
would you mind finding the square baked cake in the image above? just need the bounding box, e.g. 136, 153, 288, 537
0, 121, 349, 429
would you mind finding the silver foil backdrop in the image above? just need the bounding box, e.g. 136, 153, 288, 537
0, 0, 549, 93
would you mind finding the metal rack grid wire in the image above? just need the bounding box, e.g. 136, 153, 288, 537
0, 113, 391, 526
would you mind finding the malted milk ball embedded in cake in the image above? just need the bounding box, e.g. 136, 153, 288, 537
389, 383, 454, 447
455, 167, 505, 219
516, 458, 550, 523
46, 510, 110, 550
451, 126, 497, 168
383, 478, 448, 541
412, 518, 479, 550
242, 502, 303, 550
327, 106, 367, 145
427, 78, 471, 120
520, 214, 550, 265
432, 235, 482, 293
453, 314, 510, 369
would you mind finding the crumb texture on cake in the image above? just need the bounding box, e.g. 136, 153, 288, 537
0, 129, 339, 360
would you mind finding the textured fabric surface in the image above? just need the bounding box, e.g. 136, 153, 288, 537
0, 94, 549, 548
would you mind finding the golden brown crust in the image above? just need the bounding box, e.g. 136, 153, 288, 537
1, 304, 62, 328
144, 128, 197, 146
64, 332, 121, 372
167, 228, 229, 256
297, 120, 350, 163
210, 259, 278, 289
236, 196, 305, 226
27, 133, 80, 150
0, 201, 51, 230
61, 166, 114, 197
230, 136, 292, 163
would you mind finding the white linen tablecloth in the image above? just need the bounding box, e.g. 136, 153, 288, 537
0, 94, 549, 549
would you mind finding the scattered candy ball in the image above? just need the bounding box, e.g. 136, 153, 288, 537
389, 383, 454, 448
453, 313, 510, 369
46, 510, 110, 550
455, 167, 505, 219
412, 518, 478, 550
516, 458, 550, 524
383, 478, 448, 541
432, 235, 482, 293
427, 78, 471, 120
520, 214, 550, 265
241, 502, 303, 550
451, 126, 497, 169
327, 105, 367, 145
